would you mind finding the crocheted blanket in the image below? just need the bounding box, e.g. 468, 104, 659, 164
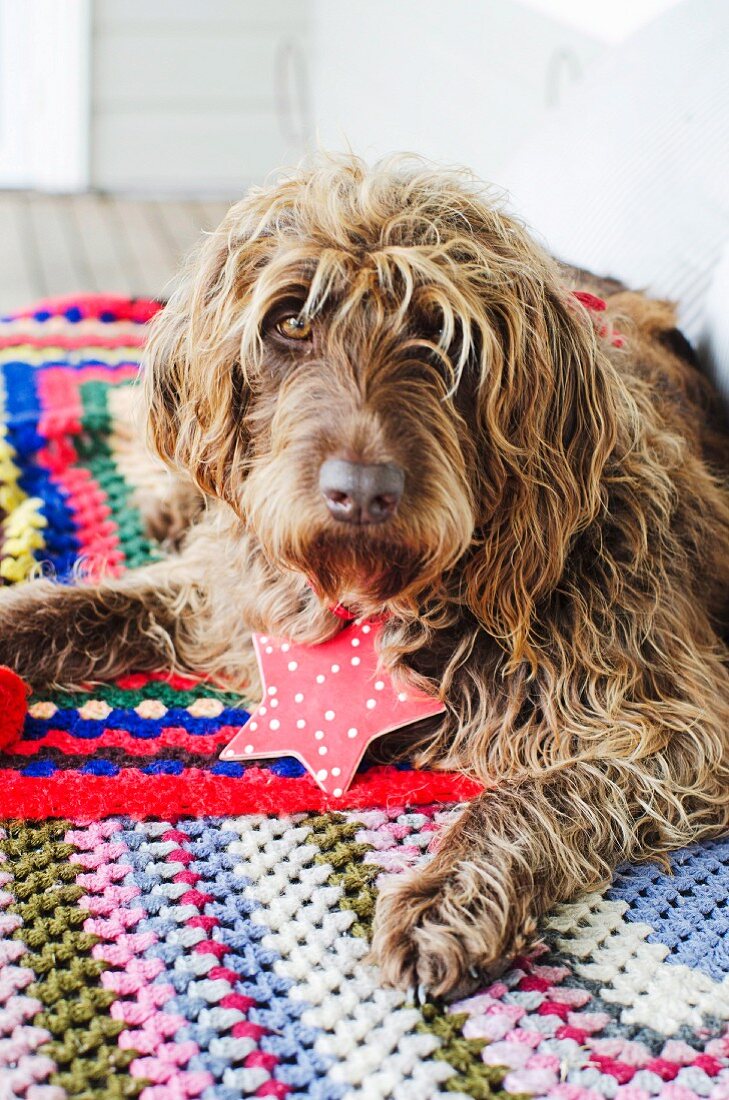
0, 295, 479, 818
2, 813, 729, 1099
2, 297, 729, 1100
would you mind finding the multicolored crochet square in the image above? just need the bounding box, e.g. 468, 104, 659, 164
0, 295, 480, 818
2, 809, 729, 1100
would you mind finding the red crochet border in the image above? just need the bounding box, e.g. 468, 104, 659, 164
0, 766, 483, 820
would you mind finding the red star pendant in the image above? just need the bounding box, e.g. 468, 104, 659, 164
221, 619, 446, 797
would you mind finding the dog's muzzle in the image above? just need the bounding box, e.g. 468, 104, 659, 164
319, 458, 404, 525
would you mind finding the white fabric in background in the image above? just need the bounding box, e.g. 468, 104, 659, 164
501, 0, 729, 396
704, 245, 729, 405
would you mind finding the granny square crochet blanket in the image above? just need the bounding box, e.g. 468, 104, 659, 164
1, 297, 729, 1100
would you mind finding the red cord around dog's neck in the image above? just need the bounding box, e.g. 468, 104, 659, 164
572, 290, 624, 347
328, 600, 391, 627
328, 601, 359, 622
307, 580, 388, 626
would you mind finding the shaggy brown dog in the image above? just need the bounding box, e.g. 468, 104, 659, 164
1, 154, 729, 997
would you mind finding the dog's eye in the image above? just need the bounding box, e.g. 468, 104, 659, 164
275, 315, 312, 341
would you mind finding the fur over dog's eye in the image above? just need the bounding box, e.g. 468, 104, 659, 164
276, 315, 312, 341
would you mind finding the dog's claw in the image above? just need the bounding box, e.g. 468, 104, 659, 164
469, 965, 480, 979
406, 983, 431, 1006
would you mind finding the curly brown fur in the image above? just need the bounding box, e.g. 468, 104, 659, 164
1, 152, 728, 998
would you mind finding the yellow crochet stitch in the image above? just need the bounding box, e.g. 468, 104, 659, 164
0, 384, 47, 582
0, 495, 47, 583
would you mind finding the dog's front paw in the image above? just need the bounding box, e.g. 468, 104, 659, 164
370, 863, 537, 1000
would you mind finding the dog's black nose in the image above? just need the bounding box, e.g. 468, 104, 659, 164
319, 459, 405, 524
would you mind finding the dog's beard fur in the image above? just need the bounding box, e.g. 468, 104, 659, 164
292, 531, 427, 606
242, 432, 475, 614
243, 470, 473, 613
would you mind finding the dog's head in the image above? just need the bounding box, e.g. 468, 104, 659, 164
145, 153, 617, 663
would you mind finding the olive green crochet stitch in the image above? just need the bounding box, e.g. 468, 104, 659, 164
0, 820, 148, 1100
308, 812, 380, 938
418, 1002, 528, 1100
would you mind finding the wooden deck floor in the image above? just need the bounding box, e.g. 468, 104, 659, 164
0, 192, 232, 314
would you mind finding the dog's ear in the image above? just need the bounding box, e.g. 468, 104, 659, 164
143, 207, 262, 505
462, 259, 621, 673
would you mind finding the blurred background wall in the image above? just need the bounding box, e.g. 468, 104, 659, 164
90, 0, 309, 194
0, 0, 701, 315
0, 0, 683, 197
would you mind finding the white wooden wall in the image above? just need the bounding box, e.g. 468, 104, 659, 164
0, 0, 91, 191
0, 1, 687, 198
90, 0, 312, 195
311, 0, 603, 186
